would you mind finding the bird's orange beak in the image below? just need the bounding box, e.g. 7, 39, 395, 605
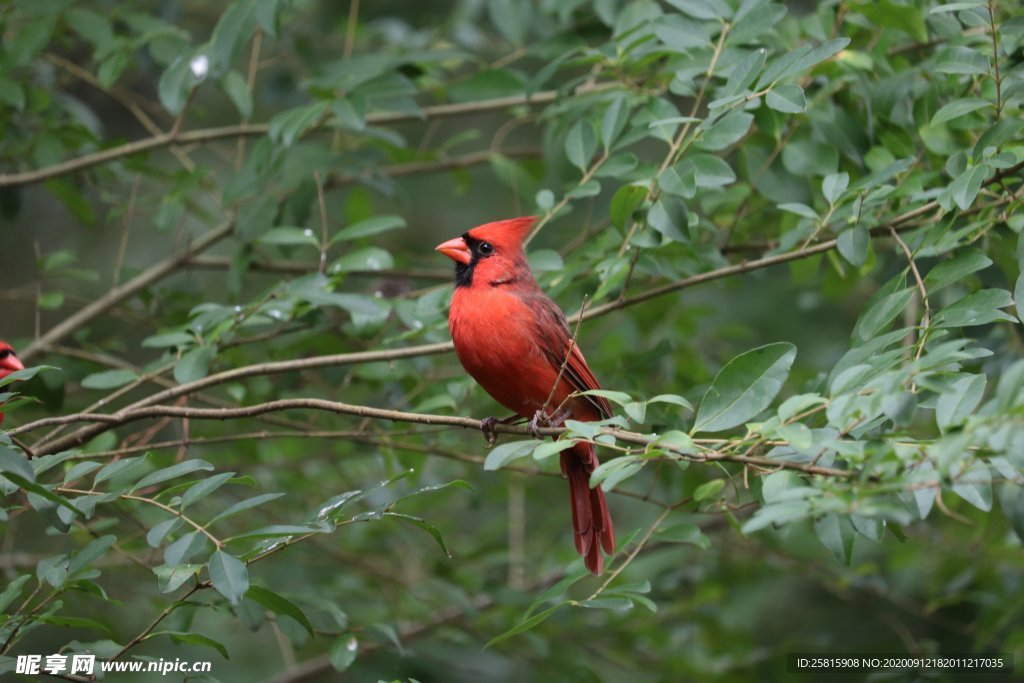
435, 236, 472, 265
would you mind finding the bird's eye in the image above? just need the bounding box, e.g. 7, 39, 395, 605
479, 242, 494, 255
0, 350, 8, 359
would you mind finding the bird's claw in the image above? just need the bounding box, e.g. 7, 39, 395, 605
480, 416, 499, 448
528, 410, 547, 438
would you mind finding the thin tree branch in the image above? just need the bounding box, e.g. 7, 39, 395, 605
0, 86, 615, 188
12, 397, 854, 478
19, 221, 234, 363
186, 255, 449, 279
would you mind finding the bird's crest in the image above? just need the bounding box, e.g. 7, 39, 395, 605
465, 216, 537, 248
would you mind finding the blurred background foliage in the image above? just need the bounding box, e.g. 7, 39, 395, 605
1, 0, 1024, 681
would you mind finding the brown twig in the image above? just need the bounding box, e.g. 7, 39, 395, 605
19, 221, 234, 363
0, 86, 616, 188
12, 398, 854, 479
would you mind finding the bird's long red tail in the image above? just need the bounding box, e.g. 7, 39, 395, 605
561, 442, 615, 574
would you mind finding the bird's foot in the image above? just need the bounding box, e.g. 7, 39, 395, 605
527, 410, 548, 438
480, 414, 519, 447
528, 407, 571, 438
480, 417, 499, 447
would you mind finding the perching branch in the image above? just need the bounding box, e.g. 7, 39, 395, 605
11, 397, 854, 478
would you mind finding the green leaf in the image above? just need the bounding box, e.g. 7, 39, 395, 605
0, 575, 31, 612
0, 365, 56, 387
1016, 271, 1024, 326
949, 163, 990, 210
837, 224, 869, 267
383, 512, 453, 557
258, 227, 319, 247
330, 215, 406, 244
180, 472, 236, 509
653, 430, 698, 454
226, 524, 324, 542
778, 203, 819, 220
532, 440, 577, 461
221, 70, 253, 120
332, 246, 394, 273
722, 48, 767, 98
209, 0, 264, 74
208, 550, 249, 606
68, 535, 117, 576
822, 172, 849, 204
936, 374, 986, 432
528, 249, 564, 272
484, 440, 543, 471
693, 479, 726, 502
208, 492, 285, 525
659, 162, 696, 198
609, 184, 647, 230
951, 461, 992, 511
565, 119, 597, 172
756, 38, 850, 89
765, 84, 806, 113
854, 288, 914, 341
930, 97, 992, 126
0, 445, 36, 482
648, 394, 693, 411
485, 603, 567, 648
930, 2, 987, 12
690, 154, 736, 188
158, 55, 195, 116
601, 96, 630, 150
246, 585, 315, 636
697, 110, 753, 151
80, 369, 139, 390
654, 15, 712, 50
658, 522, 711, 548
147, 519, 182, 548
268, 101, 329, 146
935, 46, 989, 75
923, 248, 992, 292
742, 500, 812, 533
590, 456, 643, 490
647, 197, 688, 242
152, 631, 229, 659
94, 455, 150, 486
693, 343, 797, 433
814, 514, 855, 564
934, 289, 1016, 328
664, 0, 732, 20
133, 460, 216, 492
174, 344, 216, 384
142, 331, 195, 349
329, 634, 359, 672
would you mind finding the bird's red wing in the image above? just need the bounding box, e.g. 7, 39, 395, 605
530, 294, 613, 420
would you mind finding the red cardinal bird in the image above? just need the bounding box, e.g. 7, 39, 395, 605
436, 217, 615, 574
0, 341, 25, 427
